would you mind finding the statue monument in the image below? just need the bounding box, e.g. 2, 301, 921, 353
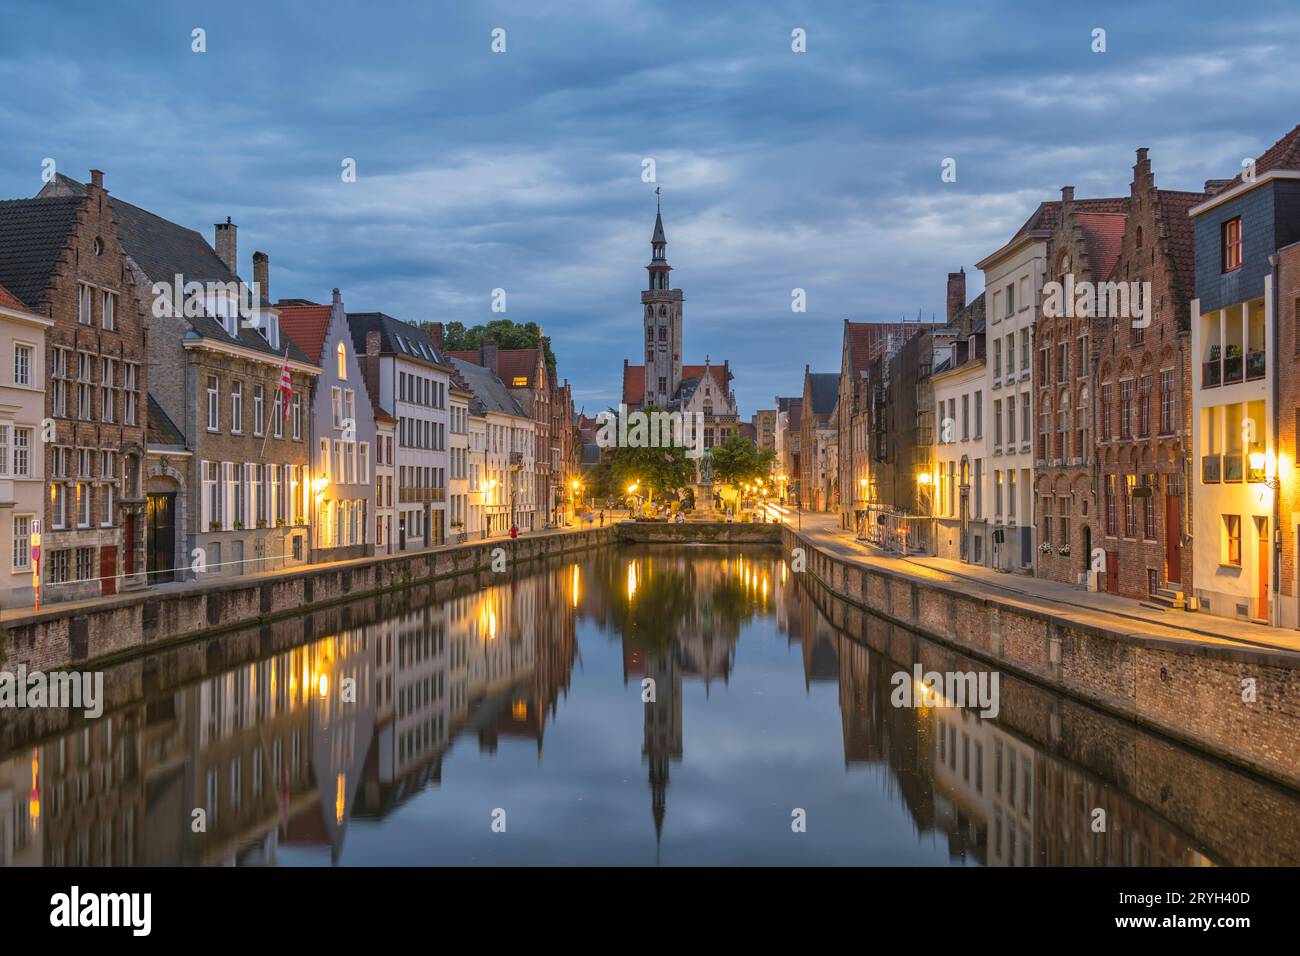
693, 449, 718, 519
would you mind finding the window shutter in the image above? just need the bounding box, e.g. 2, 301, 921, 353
200, 460, 211, 526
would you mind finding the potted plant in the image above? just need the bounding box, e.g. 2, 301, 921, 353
256, 518, 267, 528
209, 520, 221, 532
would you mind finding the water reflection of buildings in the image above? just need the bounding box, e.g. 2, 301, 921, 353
355, 564, 578, 819
820, 581, 1217, 866
0, 627, 375, 866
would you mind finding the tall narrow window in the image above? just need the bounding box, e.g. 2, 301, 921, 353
14, 344, 31, 386
1222, 217, 1242, 273
101, 290, 117, 331
206, 376, 219, 431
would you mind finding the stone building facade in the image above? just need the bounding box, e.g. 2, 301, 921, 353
0, 169, 149, 603
36, 175, 320, 582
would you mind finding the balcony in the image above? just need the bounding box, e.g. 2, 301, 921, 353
1202, 359, 1221, 388
509, 451, 524, 467
1247, 349, 1266, 381
703, 413, 737, 424
399, 486, 447, 503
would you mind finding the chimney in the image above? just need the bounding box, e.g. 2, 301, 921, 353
1060, 185, 1074, 204
366, 330, 382, 357
90, 169, 104, 189
946, 268, 966, 324
427, 321, 445, 350
332, 287, 342, 308
215, 217, 237, 274
1204, 179, 1233, 197
481, 336, 499, 377
252, 251, 269, 303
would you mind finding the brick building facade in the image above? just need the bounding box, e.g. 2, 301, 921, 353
1033, 189, 1128, 587
1095, 151, 1200, 601
0, 169, 149, 602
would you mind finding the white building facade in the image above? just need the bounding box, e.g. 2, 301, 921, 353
349, 313, 451, 552
932, 345, 989, 566
0, 286, 51, 606
977, 229, 1042, 572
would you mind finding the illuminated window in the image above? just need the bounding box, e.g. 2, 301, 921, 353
512, 376, 528, 386
337, 342, 347, 380
1222, 217, 1242, 273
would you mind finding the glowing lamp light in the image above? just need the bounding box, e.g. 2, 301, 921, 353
311, 476, 330, 493
916, 473, 932, 485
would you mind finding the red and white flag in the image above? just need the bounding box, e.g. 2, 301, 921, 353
278, 358, 293, 418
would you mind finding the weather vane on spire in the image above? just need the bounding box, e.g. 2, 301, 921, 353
655, 185, 661, 210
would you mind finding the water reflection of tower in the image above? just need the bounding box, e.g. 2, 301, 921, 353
643, 646, 683, 849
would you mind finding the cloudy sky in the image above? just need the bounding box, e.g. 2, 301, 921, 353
1, 0, 1296, 414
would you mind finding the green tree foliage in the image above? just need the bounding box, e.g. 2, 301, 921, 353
436, 320, 557, 378
604, 406, 697, 502
709, 433, 775, 486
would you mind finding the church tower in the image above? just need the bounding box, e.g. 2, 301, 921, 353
641, 193, 684, 407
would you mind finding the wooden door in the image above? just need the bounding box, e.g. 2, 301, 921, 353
1256, 517, 1269, 621
1105, 550, 1119, 594
100, 546, 117, 596
1165, 494, 1181, 584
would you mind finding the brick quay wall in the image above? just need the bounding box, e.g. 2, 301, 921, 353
783, 526, 1300, 792
0, 528, 615, 674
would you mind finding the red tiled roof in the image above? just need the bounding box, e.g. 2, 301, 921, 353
1156, 189, 1204, 297
1011, 197, 1130, 241
0, 281, 30, 313
621, 362, 729, 406
621, 364, 644, 405
1074, 211, 1128, 281
1229, 123, 1300, 186
277, 304, 332, 364
682, 364, 728, 389
448, 347, 542, 387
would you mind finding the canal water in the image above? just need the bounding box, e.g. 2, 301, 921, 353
2, 544, 1298, 866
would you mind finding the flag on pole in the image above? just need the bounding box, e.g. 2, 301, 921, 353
278, 355, 293, 419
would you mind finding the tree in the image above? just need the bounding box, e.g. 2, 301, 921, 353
605, 406, 697, 504
437, 320, 557, 379
709, 433, 775, 486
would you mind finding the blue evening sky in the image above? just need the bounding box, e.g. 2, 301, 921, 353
1, 0, 1295, 415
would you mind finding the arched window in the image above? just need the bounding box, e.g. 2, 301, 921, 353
337, 342, 347, 380
1135, 226, 1143, 249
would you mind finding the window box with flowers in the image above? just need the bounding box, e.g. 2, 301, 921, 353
1057, 545, 1070, 556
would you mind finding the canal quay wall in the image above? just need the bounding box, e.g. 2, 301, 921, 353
799, 572, 1300, 865
0, 527, 614, 674
783, 526, 1300, 792
613, 521, 783, 544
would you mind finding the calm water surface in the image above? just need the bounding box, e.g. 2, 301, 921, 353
2, 545, 1298, 866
